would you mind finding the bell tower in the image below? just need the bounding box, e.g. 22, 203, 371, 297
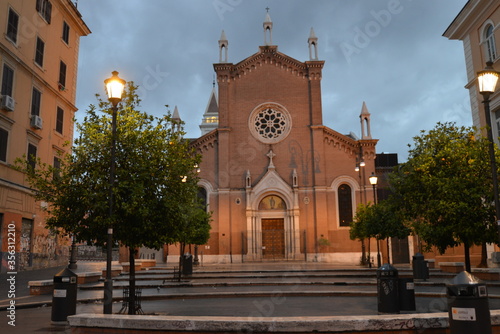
263, 8, 273, 45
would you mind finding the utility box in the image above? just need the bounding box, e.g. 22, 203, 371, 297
398, 277, 416, 312
412, 252, 429, 280
182, 252, 193, 276
51, 268, 78, 324
377, 263, 399, 314
446, 271, 491, 334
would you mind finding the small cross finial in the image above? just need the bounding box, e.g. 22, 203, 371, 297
266, 149, 276, 169
266, 7, 270, 13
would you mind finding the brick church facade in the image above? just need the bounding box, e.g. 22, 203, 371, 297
189, 13, 379, 264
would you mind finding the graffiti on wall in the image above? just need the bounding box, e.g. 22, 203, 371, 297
19, 219, 33, 269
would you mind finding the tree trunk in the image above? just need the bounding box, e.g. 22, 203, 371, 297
128, 247, 136, 315
178, 243, 185, 282
361, 239, 366, 265
367, 237, 372, 268
477, 243, 488, 268
464, 241, 471, 273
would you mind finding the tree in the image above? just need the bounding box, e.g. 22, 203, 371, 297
16, 83, 210, 314
173, 189, 211, 279
350, 201, 410, 265
389, 122, 497, 272
350, 203, 372, 265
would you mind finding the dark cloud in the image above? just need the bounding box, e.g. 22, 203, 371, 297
75, 0, 469, 161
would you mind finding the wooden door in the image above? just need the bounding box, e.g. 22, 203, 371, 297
262, 219, 285, 259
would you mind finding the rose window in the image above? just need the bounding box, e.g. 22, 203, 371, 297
249, 103, 291, 144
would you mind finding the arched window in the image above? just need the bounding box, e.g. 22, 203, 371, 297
197, 187, 208, 210
338, 184, 353, 227
485, 24, 497, 62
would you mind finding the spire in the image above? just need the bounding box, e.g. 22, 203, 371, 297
199, 84, 219, 135
219, 30, 228, 62
308, 27, 318, 60
263, 9, 273, 45
360, 101, 372, 139
172, 105, 182, 134
172, 105, 181, 122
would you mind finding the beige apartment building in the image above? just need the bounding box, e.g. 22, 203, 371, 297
444, 0, 500, 140
0, 0, 90, 271
443, 0, 500, 266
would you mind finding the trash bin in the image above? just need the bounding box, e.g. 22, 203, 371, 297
446, 271, 492, 334
51, 267, 77, 324
412, 252, 429, 280
182, 252, 193, 276
398, 277, 416, 312
377, 263, 399, 314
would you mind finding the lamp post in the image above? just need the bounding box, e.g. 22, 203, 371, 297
68, 235, 77, 269
103, 71, 126, 314
356, 156, 369, 267
369, 172, 380, 267
477, 61, 500, 244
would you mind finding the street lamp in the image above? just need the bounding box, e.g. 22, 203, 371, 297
369, 172, 380, 267
477, 61, 500, 244
369, 172, 378, 204
103, 71, 126, 314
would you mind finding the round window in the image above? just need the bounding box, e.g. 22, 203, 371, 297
249, 103, 291, 144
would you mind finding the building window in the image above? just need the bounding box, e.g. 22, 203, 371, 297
338, 184, 353, 227
59, 61, 66, 87
31, 88, 41, 116
56, 107, 64, 133
485, 24, 497, 62
1, 64, 14, 97
7, 8, 19, 44
35, 37, 45, 67
0, 128, 8, 162
62, 21, 70, 44
27, 143, 37, 170
53, 156, 61, 179
249, 103, 292, 144
36, 0, 52, 24
197, 187, 208, 209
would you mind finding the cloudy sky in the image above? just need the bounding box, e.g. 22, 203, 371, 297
74, 0, 470, 162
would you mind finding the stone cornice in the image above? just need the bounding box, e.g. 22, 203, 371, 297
189, 129, 218, 153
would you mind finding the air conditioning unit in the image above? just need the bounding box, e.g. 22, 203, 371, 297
31, 115, 43, 129
0, 95, 15, 111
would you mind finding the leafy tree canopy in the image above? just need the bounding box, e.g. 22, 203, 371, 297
16, 83, 210, 251
350, 201, 409, 242
388, 122, 497, 254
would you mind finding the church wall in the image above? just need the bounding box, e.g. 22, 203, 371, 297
189, 16, 381, 264
224, 63, 317, 189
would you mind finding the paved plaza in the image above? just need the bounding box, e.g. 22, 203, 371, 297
1, 261, 500, 333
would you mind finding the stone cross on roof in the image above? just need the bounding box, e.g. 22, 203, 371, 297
266, 149, 276, 169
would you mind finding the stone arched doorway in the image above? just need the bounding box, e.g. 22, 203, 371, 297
259, 195, 286, 259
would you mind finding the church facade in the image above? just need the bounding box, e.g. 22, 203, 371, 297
190, 13, 379, 264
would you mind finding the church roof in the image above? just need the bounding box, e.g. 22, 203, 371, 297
214, 45, 324, 80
